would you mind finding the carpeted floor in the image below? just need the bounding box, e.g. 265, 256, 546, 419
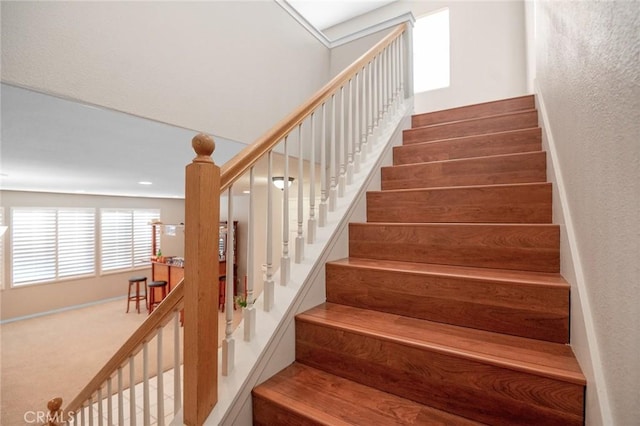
1, 297, 238, 425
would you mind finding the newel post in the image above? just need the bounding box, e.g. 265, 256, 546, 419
183, 134, 220, 425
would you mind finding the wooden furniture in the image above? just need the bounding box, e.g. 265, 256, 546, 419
150, 221, 238, 309
148, 280, 168, 313
126, 276, 147, 314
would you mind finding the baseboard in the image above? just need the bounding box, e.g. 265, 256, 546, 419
535, 83, 612, 425
0, 295, 126, 325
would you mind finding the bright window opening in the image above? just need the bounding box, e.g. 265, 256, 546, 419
413, 8, 450, 93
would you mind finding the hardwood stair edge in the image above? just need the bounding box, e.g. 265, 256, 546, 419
407, 109, 538, 131
383, 150, 545, 169
253, 385, 351, 426
256, 363, 485, 426
369, 181, 552, 195
395, 127, 541, 148
327, 258, 569, 288
297, 305, 586, 386
411, 95, 534, 121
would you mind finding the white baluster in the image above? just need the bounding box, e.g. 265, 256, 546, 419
107, 378, 112, 426
373, 55, 378, 129
368, 60, 374, 147
117, 367, 124, 426
156, 328, 165, 426
377, 53, 383, 126
89, 395, 94, 426
319, 104, 328, 226
361, 65, 369, 161
281, 136, 291, 285
245, 167, 256, 341
96, 388, 104, 426
264, 150, 275, 311
329, 95, 337, 211
143, 342, 150, 426
347, 78, 354, 184
129, 357, 136, 426
295, 124, 304, 263
354, 72, 361, 173
384, 44, 393, 114
173, 311, 181, 415
81, 402, 86, 426
307, 112, 317, 242
338, 86, 346, 197
97, 387, 103, 426
223, 187, 235, 375
400, 32, 405, 98
392, 38, 399, 116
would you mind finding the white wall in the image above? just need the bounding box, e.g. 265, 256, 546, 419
0, 191, 185, 320
533, 1, 640, 424
0, 1, 330, 144
325, 0, 528, 113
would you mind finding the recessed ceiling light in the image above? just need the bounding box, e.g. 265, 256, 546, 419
243, 190, 250, 194
74, 190, 86, 194
138, 181, 153, 185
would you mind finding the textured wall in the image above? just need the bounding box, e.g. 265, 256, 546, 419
535, 1, 640, 424
1, 1, 329, 144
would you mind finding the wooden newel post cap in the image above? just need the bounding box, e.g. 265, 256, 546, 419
192, 133, 215, 163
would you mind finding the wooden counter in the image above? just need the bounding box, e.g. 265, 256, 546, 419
151, 261, 237, 305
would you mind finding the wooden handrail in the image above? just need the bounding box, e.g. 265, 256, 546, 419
64, 278, 185, 417
220, 23, 408, 192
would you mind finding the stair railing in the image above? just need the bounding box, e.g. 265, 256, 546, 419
51, 21, 411, 426
61, 279, 185, 426
193, 21, 411, 423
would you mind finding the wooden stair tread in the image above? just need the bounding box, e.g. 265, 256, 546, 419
298, 303, 585, 386
381, 151, 547, 191
394, 128, 541, 163
388, 149, 543, 168
403, 110, 539, 144
328, 257, 569, 288
254, 362, 484, 425
411, 95, 535, 128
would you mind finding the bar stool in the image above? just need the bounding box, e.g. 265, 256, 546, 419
126, 276, 147, 314
148, 280, 168, 314
218, 276, 226, 311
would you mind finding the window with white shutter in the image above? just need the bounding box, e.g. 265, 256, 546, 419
100, 209, 159, 272
11, 207, 96, 286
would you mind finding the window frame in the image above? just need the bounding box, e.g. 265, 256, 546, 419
10, 207, 97, 287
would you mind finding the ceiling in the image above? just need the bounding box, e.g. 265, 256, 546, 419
0, 2, 397, 199
0, 84, 247, 199
288, 0, 397, 31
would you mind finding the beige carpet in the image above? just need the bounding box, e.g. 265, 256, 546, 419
1, 298, 240, 425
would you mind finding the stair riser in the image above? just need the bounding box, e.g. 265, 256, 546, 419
296, 320, 584, 426
394, 128, 541, 163
349, 223, 560, 273
412, 95, 535, 128
367, 183, 552, 223
405, 110, 538, 144
326, 263, 569, 343
381, 151, 547, 191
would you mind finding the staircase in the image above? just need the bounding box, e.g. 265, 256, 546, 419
252, 95, 586, 425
